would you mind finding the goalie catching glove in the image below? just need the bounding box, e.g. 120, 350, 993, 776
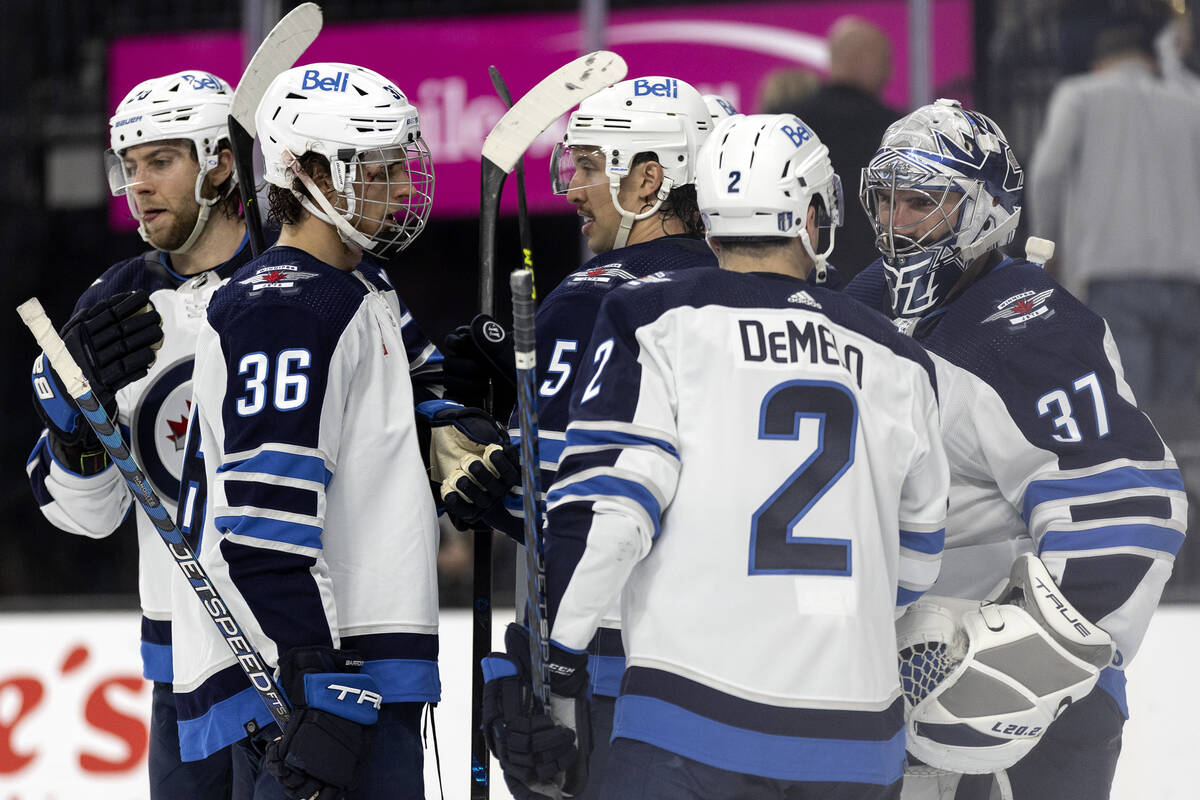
30, 290, 163, 474
896, 554, 1114, 774
416, 399, 520, 530
264, 646, 380, 799
481, 623, 592, 799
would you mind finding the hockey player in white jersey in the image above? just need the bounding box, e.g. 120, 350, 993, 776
171, 63, 497, 800
845, 99, 1187, 799
26, 69, 251, 799
482, 113, 951, 799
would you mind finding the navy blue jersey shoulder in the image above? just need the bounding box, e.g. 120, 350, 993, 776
840, 259, 889, 313
74, 234, 254, 314
918, 259, 1165, 467
544, 235, 716, 305
603, 267, 937, 390
207, 246, 368, 343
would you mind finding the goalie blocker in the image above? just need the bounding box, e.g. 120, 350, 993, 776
896, 554, 1113, 774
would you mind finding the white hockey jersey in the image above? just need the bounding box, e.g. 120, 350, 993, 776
546, 268, 949, 784
26, 240, 255, 681
171, 247, 444, 761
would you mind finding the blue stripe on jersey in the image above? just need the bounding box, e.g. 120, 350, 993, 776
214, 514, 323, 550
1096, 667, 1128, 718
509, 433, 566, 467
223, 479, 319, 518
899, 527, 945, 555
545, 475, 663, 537
140, 616, 173, 682
360, 659, 441, 703
218, 450, 331, 485
1039, 523, 1184, 556
178, 684, 278, 762
613, 696, 904, 784
897, 585, 925, 607
589, 654, 625, 697
26, 438, 53, 507
1022, 467, 1184, 521
564, 427, 680, 460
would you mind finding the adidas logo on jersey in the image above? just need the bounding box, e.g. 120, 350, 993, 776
786, 290, 822, 309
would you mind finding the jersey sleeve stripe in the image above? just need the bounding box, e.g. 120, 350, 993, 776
1039, 523, 1184, 556
1023, 466, 1183, 521
897, 585, 926, 607
1069, 495, 1173, 522
563, 425, 681, 459
215, 514, 323, 551
223, 479, 320, 517
899, 527, 945, 555
218, 449, 332, 485
547, 475, 663, 538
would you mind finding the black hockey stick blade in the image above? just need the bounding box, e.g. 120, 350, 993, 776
229, 2, 323, 256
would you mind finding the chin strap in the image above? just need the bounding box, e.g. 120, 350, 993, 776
283, 149, 371, 257
608, 175, 675, 250
138, 156, 227, 256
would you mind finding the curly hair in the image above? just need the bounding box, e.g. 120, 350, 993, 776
629, 151, 704, 237
266, 152, 332, 227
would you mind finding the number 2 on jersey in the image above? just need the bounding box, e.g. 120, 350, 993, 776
749, 380, 857, 576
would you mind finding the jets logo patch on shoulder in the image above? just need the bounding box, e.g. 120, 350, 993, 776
240, 264, 320, 296
982, 288, 1055, 328
787, 290, 822, 309
568, 264, 638, 284
624, 271, 672, 289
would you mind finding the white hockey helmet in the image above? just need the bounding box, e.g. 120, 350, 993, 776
106, 70, 237, 254
896, 555, 1113, 774
696, 114, 843, 281
551, 76, 712, 248
860, 98, 1024, 319
257, 63, 434, 257
702, 93, 740, 121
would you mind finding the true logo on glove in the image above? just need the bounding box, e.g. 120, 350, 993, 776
482, 320, 507, 343
326, 683, 383, 710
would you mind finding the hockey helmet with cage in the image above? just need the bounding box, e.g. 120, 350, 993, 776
256, 63, 434, 258
551, 76, 712, 249
695, 114, 843, 282
860, 98, 1024, 319
106, 70, 237, 255
895, 554, 1113, 774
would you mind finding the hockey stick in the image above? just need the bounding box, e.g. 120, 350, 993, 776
509, 268, 552, 708
229, 2, 323, 257
473, 51, 626, 797
17, 298, 290, 731
487, 65, 536, 298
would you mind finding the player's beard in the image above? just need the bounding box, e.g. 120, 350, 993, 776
144, 197, 202, 252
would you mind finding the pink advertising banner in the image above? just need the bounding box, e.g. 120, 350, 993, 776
108, 0, 972, 228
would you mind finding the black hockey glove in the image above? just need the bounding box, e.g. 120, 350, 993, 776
416, 400, 521, 531
264, 647, 379, 800
481, 623, 592, 799
30, 290, 162, 475
441, 313, 516, 409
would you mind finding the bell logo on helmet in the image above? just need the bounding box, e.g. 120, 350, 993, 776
300, 69, 350, 93
633, 78, 678, 98
180, 73, 221, 91
781, 123, 812, 147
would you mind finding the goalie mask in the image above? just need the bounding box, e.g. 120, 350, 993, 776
551, 76, 711, 249
257, 63, 434, 258
696, 113, 843, 282
106, 70, 237, 255
896, 554, 1113, 774
860, 98, 1024, 319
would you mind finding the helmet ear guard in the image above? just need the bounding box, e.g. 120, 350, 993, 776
896, 554, 1113, 774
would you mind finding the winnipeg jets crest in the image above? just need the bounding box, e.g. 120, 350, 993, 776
240, 264, 319, 295
130, 358, 194, 504
981, 288, 1055, 328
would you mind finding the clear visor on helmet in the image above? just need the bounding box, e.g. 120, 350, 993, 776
860, 167, 973, 259
342, 141, 435, 257
550, 143, 611, 195
819, 173, 845, 229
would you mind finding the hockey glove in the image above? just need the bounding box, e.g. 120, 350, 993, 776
30, 290, 162, 475
482, 624, 592, 799
441, 314, 516, 408
264, 647, 379, 800
416, 400, 520, 530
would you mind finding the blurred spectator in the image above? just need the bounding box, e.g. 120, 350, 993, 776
1156, 11, 1199, 93
774, 16, 899, 280
757, 67, 820, 114
1029, 20, 1200, 413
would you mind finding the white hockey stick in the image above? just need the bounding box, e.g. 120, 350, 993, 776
229, 2, 323, 256
17, 298, 291, 732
